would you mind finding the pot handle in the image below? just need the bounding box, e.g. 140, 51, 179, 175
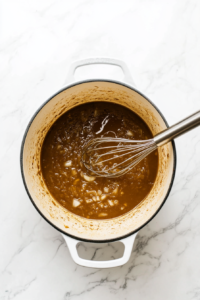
65, 58, 135, 85
62, 233, 137, 268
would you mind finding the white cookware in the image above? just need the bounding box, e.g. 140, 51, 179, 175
21, 58, 176, 268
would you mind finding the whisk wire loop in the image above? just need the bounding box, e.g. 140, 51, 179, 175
82, 137, 157, 178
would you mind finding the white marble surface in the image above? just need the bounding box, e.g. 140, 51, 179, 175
1, 0, 200, 299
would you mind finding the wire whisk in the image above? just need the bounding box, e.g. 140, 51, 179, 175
82, 137, 156, 178
82, 110, 200, 178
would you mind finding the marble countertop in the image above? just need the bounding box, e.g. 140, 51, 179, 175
1, 0, 200, 299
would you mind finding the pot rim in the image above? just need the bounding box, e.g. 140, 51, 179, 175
20, 79, 177, 243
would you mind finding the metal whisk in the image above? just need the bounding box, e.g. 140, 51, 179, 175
82, 111, 200, 178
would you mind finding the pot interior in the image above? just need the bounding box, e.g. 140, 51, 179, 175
22, 81, 175, 242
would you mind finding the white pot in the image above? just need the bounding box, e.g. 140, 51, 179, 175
21, 58, 176, 268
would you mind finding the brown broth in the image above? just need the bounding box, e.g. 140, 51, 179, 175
41, 102, 158, 219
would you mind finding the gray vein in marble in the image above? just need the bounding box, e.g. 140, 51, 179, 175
2, 277, 36, 300
2, 218, 41, 274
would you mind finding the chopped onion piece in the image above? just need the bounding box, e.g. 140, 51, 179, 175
64, 160, 72, 167
73, 199, 81, 207
73, 179, 80, 185
101, 194, 107, 200
71, 169, 77, 176
104, 187, 109, 193
86, 199, 93, 204
97, 190, 102, 196
112, 187, 118, 195
114, 200, 119, 205
98, 213, 108, 217
81, 172, 96, 182
108, 200, 114, 206
127, 130, 134, 136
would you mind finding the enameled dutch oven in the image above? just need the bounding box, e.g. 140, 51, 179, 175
20, 58, 176, 268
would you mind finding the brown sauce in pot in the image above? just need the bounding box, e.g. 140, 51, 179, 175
41, 102, 158, 219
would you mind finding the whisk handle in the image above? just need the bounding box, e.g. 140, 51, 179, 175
154, 110, 200, 147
